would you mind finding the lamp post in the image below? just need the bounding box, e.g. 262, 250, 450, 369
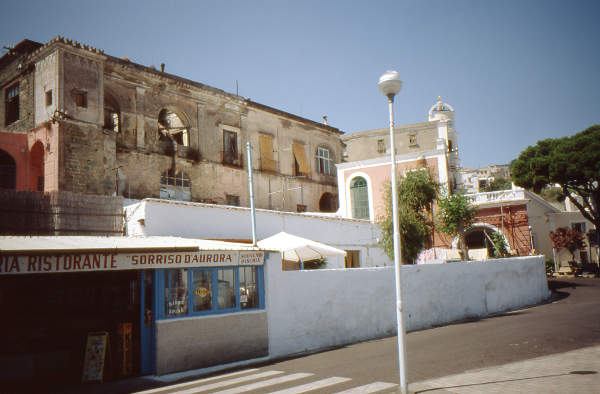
378, 70, 408, 394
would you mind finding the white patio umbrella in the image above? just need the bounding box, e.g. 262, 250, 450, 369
257, 231, 346, 263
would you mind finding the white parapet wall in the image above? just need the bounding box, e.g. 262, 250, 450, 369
124, 199, 390, 268
266, 255, 550, 358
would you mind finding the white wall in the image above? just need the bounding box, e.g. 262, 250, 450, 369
125, 199, 390, 268
266, 255, 550, 358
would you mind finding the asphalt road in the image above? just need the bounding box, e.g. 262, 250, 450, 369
236, 277, 600, 385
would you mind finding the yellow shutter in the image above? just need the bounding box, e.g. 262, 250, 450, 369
259, 134, 275, 172
292, 142, 310, 175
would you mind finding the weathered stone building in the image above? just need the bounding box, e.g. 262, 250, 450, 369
0, 37, 343, 213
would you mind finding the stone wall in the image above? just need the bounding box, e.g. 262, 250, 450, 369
0, 189, 123, 235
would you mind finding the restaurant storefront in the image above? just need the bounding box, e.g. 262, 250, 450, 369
0, 237, 266, 385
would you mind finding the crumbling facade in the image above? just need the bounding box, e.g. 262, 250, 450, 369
0, 37, 343, 213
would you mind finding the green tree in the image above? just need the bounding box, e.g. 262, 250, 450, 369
511, 125, 600, 246
481, 176, 512, 192
379, 170, 439, 263
437, 192, 477, 260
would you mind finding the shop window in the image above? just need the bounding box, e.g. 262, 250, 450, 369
239, 266, 259, 309
222, 129, 239, 166
350, 177, 369, 219
193, 270, 212, 312
217, 268, 236, 310
259, 134, 276, 172
292, 142, 310, 176
345, 250, 360, 268
160, 169, 191, 201
158, 266, 264, 319
164, 268, 189, 317
315, 146, 334, 175
5, 83, 19, 125
158, 109, 189, 146
45, 90, 53, 107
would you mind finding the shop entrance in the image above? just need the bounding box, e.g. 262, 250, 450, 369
0, 270, 142, 385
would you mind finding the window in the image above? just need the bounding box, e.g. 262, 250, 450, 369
350, 177, 369, 219
158, 109, 189, 146
45, 90, 53, 107
104, 109, 120, 133
74, 91, 87, 108
319, 192, 337, 212
160, 169, 191, 201
239, 267, 259, 309
572, 222, 586, 234
409, 134, 417, 147
259, 134, 276, 172
345, 250, 360, 268
292, 142, 310, 176
226, 194, 240, 206
377, 139, 386, 153
315, 146, 335, 175
164, 269, 189, 317
217, 269, 236, 309
296, 204, 307, 212
159, 266, 264, 319
5, 83, 19, 125
222, 129, 239, 166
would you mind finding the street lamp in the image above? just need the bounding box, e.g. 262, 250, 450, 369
378, 70, 408, 394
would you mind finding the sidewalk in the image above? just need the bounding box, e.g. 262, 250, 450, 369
409, 345, 600, 393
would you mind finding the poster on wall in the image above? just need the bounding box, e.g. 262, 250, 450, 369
81, 331, 109, 383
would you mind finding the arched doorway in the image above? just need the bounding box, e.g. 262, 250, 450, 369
319, 192, 338, 212
30, 141, 45, 192
0, 149, 16, 189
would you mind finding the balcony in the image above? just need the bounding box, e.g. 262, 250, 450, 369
464, 188, 526, 204
221, 151, 243, 168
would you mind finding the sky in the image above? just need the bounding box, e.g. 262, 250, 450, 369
1, 0, 598, 169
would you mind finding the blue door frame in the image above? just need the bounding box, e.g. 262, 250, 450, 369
140, 270, 156, 375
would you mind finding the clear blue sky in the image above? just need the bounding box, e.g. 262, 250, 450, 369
1, 0, 598, 169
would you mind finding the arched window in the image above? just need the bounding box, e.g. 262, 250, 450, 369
160, 169, 191, 201
319, 192, 338, 213
158, 109, 189, 146
0, 149, 16, 189
350, 177, 369, 219
315, 146, 335, 175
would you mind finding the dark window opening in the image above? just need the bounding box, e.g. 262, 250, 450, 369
5, 83, 19, 125
75, 91, 87, 108
222, 130, 239, 166
296, 204, 307, 213
226, 194, 240, 206
45, 90, 53, 107
319, 192, 338, 212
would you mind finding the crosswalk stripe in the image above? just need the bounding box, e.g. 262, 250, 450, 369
212, 372, 314, 394
169, 370, 284, 394
333, 381, 398, 393
267, 377, 352, 394
133, 368, 260, 393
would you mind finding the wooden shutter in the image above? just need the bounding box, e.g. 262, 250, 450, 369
292, 142, 310, 175
259, 134, 275, 172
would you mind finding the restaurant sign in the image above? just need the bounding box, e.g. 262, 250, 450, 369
0, 250, 264, 275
